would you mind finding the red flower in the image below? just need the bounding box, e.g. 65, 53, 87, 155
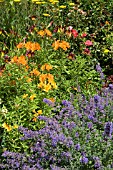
81, 33, 87, 38
71, 29, 78, 38
85, 40, 93, 46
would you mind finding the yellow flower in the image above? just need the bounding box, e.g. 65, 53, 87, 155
69, 3, 75, 6
59, 5, 66, 9
32, 110, 42, 122
13, 124, 18, 129
36, 1, 46, 4
0, 0, 4, 2
14, 0, 21, 2
32, 0, 39, 2
34, 110, 42, 117
43, 13, 50, 17
29, 94, 36, 100
2, 123, 12, 132
43, 84, 51, 92
22, 94, 28, 99
104, 49, 109, 53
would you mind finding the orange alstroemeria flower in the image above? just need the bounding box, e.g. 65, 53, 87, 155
39, 74, 47, 82
30, 68, 40, 76
18, 55, 27, 65
41, 63, 52, 71
44, 29, 52, 37
17, 42, 24, 49
11, 56, 18, 63
37, 30, 45, 37
29, 94, 36, 101
59, 41, 70, 51
52, 40, 60, 50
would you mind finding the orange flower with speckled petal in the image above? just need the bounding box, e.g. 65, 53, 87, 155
41, 63, 52, 71
18, 55, 27, 65
17, 42, 24, 49
30, 68, 40, 76
52, 40, 60, 50
44, 29, 52, 37
37, 30, 45, 37
11, 56, 18, 63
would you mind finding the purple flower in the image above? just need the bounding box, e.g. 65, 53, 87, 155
96, 64, 102, 73
43, 98, 55, 106
103, 122, 113, 137
80, 156, 88, 164
87, 122, 93, 129
75, 143, 81, 151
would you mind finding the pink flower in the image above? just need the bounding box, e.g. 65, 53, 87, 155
68, 26, 73, 31
81, 33, 87, 38
85, 40, 93, 46
72, 29, 78, 38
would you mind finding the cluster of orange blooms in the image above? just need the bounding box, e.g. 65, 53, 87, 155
37, 29, 52, 37
41, 63, 52, 71
38, 73, 57, 92
11, 55, 27, 65
17, 41, 41, 52
52, 40, 70, 51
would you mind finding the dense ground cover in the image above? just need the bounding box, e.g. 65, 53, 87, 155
0, 0, 113, 169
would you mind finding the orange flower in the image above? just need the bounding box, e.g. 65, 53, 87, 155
47, 73, 54, 83
59, 41, 70, 51
39, 74, 47, 82
16, 42, 24, 49
32, 117, 37, 122
26, 77, 32, 83
49, 98, 55, 103
11, 56, 18, 63
25, 41, 32, 51
44, 29, 52, 37
41, 63, 52, 71
52, 40, 60, 50
29, 94, 36, 100
18, 55, 27, 65
37, 30, 45, 37
52, 40, 70, 51
31, 42, 41, 52
30, 68, 40, 76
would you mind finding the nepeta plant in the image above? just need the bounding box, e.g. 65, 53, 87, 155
0, 83, 113, 170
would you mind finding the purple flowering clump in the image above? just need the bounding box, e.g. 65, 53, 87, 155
80, 156, 88, 164
0, 88, 113, 169
103, 122, 113, 138
75, 143, 81, 151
